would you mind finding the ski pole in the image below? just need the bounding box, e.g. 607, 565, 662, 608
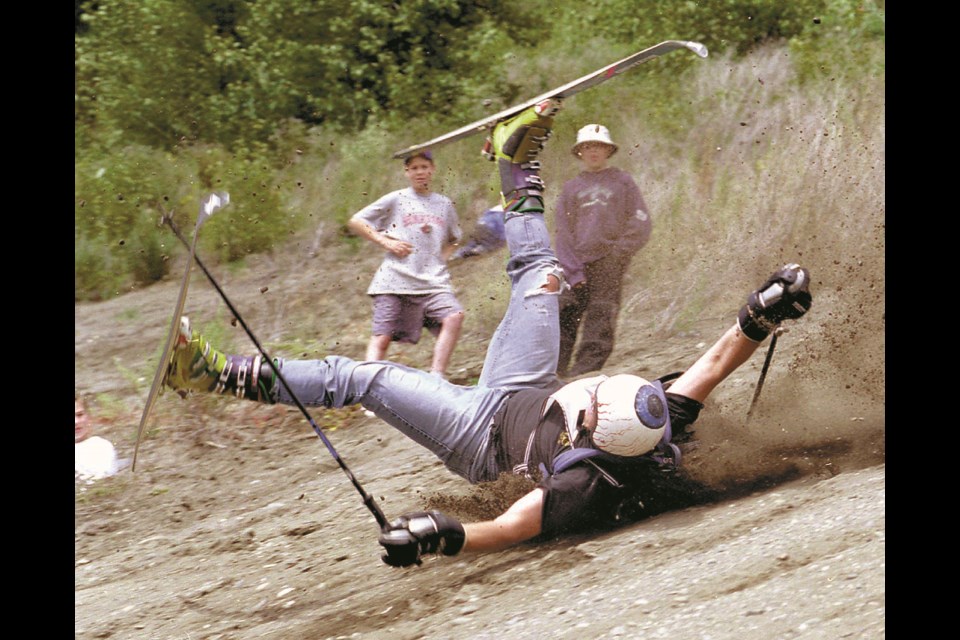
746, 327, 783, 422
162, 212, 390, 531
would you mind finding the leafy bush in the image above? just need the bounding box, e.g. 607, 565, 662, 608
789, 0, 885, 81
576, 0, 884, 85
75, 233, 124, 301
186, 145, 297, 262
76, 0, 546, 151
125, 216, 169, 284
75, 0, 217, 149
74, 139, 301, 299
587, 0, 828, 56
75, 144, 197, 299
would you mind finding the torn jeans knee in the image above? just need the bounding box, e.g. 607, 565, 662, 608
525, 265, 566, 298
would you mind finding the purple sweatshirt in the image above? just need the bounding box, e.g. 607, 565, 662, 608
553, 167, 651, 287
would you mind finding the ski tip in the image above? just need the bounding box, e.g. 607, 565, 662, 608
685, 41, 709, 58
199, 191, 231, 218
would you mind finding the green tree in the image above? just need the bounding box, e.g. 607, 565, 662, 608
584, 0, 884, 67
76, 0, 544, 150
75, 0, 219, 149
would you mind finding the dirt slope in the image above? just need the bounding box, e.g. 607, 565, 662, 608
75, 236, 884, 640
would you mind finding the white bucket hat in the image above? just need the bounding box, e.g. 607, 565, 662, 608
572, 124, 618, 157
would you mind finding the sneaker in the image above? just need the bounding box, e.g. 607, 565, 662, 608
486, 98, 562, 164
163, 316, 227, 397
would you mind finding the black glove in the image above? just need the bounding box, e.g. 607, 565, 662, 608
738, 264, 812, 342
378, 511, 465, 568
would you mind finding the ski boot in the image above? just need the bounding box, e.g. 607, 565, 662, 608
482, 98, 562, 217
164, 316, 276, 402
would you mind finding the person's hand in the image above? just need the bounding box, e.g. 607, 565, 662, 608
381, 237, 414, 258
378, 511, 465, 567
738, 264, 812, 341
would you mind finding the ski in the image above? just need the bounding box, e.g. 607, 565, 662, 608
392, 39, 707, 160
131, 192, 230, 471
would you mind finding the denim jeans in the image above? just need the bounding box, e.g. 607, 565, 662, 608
276, 212, 562, 483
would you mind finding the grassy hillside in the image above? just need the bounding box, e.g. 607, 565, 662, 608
77, 34, 885, 429
282, 38, 885, 379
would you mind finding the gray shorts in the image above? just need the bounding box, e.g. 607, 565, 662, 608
371, 292, 464, 344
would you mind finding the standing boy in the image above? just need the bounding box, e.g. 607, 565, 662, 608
347, 151, 465, 378
555, 124, 651, 377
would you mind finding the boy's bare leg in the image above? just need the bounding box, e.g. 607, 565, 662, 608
429, 311, 465, 376
365, 334, 392, 361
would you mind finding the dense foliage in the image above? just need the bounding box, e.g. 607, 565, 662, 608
587, 0, 883, 57
75, 0, 541, 149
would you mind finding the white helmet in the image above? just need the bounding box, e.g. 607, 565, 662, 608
572, 124, 618, 157
588, 374, 670, 457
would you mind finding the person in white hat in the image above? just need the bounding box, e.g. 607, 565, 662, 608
555, 124, 652, 377
76, 396, 128, 481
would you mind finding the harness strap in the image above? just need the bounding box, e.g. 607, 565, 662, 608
512, 427, 539, 478
551, 447, 606, 473
650, 441, 682, 468
539, 452, 623, 488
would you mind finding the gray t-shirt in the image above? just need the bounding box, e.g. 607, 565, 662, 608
354, 188, 463, 295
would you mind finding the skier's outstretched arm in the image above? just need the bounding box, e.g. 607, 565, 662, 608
462, 488, 544, 552
670, 264, 813, 402
667, 323, 761, 403
377, 489, 544, 567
